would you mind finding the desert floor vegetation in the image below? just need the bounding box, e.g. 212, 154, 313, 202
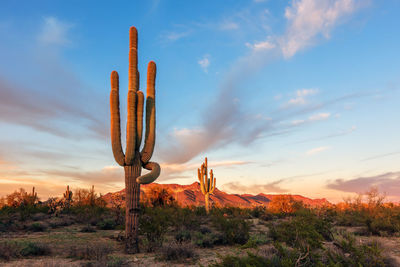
0, 187, 399, 266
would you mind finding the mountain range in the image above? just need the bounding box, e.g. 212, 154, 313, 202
102, 182, 331, 208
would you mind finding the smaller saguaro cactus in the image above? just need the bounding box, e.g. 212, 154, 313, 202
63, 185, 73, 208
198, 157, 216, 213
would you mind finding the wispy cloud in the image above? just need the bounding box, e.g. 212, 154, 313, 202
37, 16, 73, 46
219, 21, 239, 31
198, 54, 210, 73
281, 0, 362, 58
0, 17, 106, 139
306, 146, 330, 155
245, 40, 275, 51
286, 88, 319, 106
327, 171, 400, 198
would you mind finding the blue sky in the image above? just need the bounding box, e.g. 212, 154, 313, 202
0, 0, 399, 202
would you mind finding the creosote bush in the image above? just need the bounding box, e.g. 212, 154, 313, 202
159, 242, 197, 263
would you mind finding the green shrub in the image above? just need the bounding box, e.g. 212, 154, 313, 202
28, 222, 47, 232
269, 210, 332, 252
159, 242, 197, 263
139, 207, 170, 252
212, 214, 250, 245
97, 219, 117, 230
81, 225, 97, 233
0, 241, 51, 260
175, 230, 191, 243
241, 233, 269, 249
193, 231, 222, 248
328, 232, 388, 266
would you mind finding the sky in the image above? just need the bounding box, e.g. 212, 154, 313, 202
0, 0, 399, 203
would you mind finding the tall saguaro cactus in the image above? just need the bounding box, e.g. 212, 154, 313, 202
110, 26, 161, 254
198, 157, 216, 213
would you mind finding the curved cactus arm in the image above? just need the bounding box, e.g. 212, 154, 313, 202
136, 91, 144, 149
110, 71, 125, 166
136, 162, 160, 184
141, 61, 156, 163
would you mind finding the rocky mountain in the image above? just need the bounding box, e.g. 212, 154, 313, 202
102, 182, 331, 208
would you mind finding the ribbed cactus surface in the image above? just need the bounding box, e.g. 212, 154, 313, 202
198, 157, 216, 213
110, 26, 160, 254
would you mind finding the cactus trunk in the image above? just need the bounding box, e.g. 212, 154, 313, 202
205, 193, 210, 214
124, 161, 141, 253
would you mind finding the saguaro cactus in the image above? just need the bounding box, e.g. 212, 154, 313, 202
198, 157, 216, 213
63, 185, 73, 208
110, 26, 161, 253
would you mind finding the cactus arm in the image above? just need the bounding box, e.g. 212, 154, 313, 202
125, 91, 137, 164
129, 27, 139, 92
125, 27, 139, 165
136, 162, 160, 184
199, 165, 206, 195
136, 91, 144, 149
209, 169, 213, 192
141, 61, 156, 164
210, 175, 216, 194
110, 71, 125, 166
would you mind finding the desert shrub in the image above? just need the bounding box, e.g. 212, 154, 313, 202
68, 242, 112, 261
328, 232, 388, 266
147, 187, 176, 207
81, 225, 97, 233
267, 195, 303, 215
175, 230, 191, 243
97, 218, 117, 230
106, 255, 127, 267
20, 241, 51, 256
159, 242, 197, 263
241, 233, 269, 249
28, 222, 47, 232
212, 214, 250, 245
139, 206, 171, 252
48, 217, 74, 228
250, 206, 267, 218
269, 210, 332, 252
193, 231, 223, 248
200, 226, 212, 234
0, 241, 51, 260
172, 207, 201, 231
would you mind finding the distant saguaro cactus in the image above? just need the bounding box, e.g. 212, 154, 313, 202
110, 26, 161, 253
63, 185, 73, 208
198, 158, 216, 213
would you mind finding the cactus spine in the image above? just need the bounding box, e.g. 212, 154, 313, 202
198, 157, 216, 213
110, 26, 160, 254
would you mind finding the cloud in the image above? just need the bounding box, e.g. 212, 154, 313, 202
219, 21, 239, 31
306, 146, 330, 155
223, 179, 288, 194
309, 112, 330, 121
362, 151, 400, 162
163, 31, 191, 42
198, 55, 210, 73
281, 0, 361, 58
327, 171, 400, 197
246, 40, 276, 51
37, 17, 73, 46
0, 17, 106, 139
286, 88, 319, 106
